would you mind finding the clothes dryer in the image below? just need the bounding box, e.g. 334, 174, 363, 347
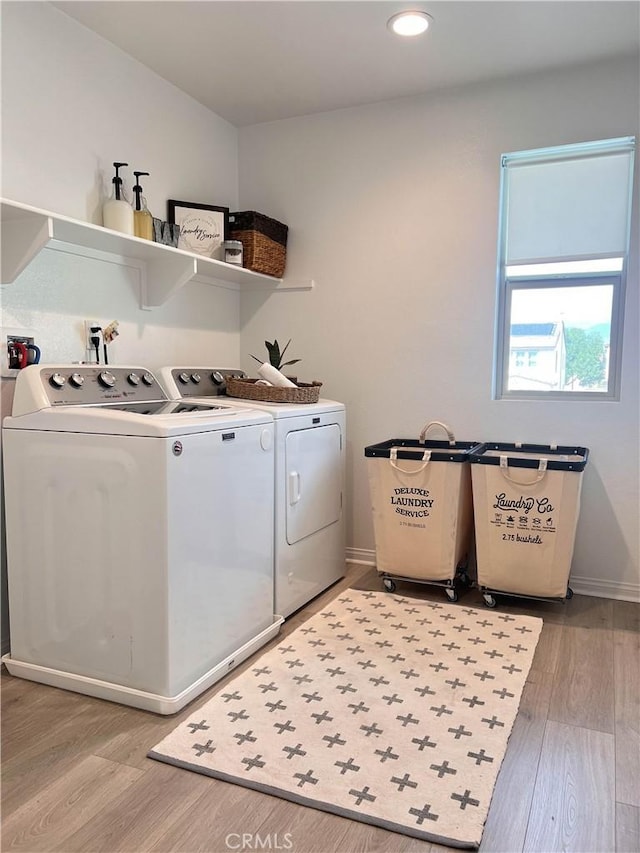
158, 367, 345, 619
2, 365, 281, 714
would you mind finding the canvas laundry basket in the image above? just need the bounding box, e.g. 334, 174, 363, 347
365, 421, 478, 601
469, 443, 589, 605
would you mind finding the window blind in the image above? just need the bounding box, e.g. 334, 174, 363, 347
503, 137, 635, 264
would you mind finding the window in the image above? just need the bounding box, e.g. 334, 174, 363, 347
494, 137, 635, 400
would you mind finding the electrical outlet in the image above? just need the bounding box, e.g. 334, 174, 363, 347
1, 327, 38, 377
82, 319, 120, 366
84, 320, 101, 362
84, 320, 99, 346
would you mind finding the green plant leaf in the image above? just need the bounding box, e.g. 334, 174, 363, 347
279, 339, 292, 359
252, 338, 300, 370
265, 339, 281, 367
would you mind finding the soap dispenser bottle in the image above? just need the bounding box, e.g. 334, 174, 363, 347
103, 162, 134, 234
132, 171, 154, 240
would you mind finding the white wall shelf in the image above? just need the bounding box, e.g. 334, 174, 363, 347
1, 199, 313, 309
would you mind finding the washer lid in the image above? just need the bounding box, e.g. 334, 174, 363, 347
3, 404, 272, 437
92, 400, 238, 415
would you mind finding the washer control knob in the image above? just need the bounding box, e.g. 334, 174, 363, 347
49, 372, 66, 389
98, 370, 116, 388
127, 372, 140, 386
69, 372, 85, 388
191, 373, 201, 384
211, 371, 224, 385
178, 372, 190, 384
141, 372, 155, 386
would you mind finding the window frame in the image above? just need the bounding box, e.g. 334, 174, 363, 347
494, 270, 625, 401
493, 136, 635, 402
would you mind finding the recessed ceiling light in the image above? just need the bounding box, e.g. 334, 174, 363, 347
387, 10, 432, 37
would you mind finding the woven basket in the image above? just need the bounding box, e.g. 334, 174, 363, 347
229, 211, 288, 278
226, 376, 322, 404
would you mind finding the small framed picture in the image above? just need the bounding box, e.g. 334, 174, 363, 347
167, 200, 229, 256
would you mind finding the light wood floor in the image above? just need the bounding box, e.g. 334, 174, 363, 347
2, 563, 639, 853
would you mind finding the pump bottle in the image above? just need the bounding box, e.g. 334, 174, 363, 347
103, 162, 134, 235
132, 171, 154, 240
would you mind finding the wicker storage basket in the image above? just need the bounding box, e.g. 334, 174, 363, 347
226, 376, 321, 404
229, 211, 288, 278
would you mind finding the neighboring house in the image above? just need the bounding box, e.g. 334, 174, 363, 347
508, 322, 566, 390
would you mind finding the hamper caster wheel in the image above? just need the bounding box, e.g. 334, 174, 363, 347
446, 588, 458, 603
566, 586, 574, 600
483, 593, 497, 608
383, 578, 396, 593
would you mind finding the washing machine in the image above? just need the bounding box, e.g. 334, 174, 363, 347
157, 367, 345, 619
2, 364, 281, 714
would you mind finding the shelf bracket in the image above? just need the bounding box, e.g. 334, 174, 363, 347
141, 254, 198, 310
1, 214, 52, 284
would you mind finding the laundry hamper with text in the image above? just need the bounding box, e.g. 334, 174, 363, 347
469, 443, 589, 607
365, 421, 478, 602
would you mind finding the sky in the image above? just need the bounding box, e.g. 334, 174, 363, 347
510, 284, 613, 329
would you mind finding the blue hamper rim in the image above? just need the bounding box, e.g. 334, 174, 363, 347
468, 442, 589, 472
364, 438, 482, 464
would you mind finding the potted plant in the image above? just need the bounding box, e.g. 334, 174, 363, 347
251, 339, 300, 379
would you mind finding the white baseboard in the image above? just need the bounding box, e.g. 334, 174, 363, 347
569, 575, 639, 603
346, 547, 376, 566
345, 548, 639, 603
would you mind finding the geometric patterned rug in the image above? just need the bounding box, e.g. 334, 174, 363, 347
149, 589, 542, 849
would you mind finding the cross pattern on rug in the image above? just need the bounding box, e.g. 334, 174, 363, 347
149, 590, 542, 848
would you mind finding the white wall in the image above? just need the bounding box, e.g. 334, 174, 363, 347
1, 1, 240, 224
0, 2, 244, 652
1, 2, 243, 367
238, 54, 640, 600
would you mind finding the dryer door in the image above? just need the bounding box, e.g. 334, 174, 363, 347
286, 424, 342, 545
